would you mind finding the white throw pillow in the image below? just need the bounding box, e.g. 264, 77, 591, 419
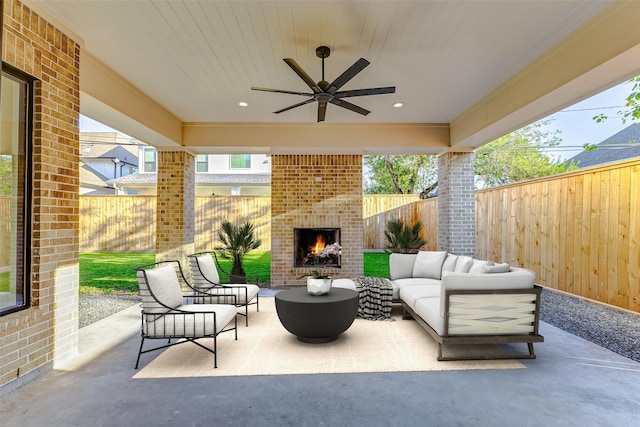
412, 251, 447, 279
453, 256, 473, 273
468, 259, 490, 274
442, 253, 458, 273
481, 263, 511, 274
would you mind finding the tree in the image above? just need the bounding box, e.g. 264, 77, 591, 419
363, 155, 437, 194
474, 120, 578, 188
593, 76, 640, 125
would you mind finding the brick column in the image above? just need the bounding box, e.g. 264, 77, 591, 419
155, 151, 196, 267
437, 151, 475, 256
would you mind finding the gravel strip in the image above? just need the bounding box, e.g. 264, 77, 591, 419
79, 294, 139, 329
79, 288, 640, 362
540, 288, 640, 362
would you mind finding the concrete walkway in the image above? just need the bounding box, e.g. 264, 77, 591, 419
1, 299, 639, 427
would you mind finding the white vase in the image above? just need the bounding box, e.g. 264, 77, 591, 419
307, 277, 332, 295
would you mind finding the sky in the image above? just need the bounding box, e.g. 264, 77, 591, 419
79, 79, 635, 161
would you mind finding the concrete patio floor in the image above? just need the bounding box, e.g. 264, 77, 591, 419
1, 296, 639, 427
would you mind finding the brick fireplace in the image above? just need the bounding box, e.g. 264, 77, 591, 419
271, 154, 363, 286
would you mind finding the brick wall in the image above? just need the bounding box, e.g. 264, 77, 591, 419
1, 0, 80, 389
437, 151, 475, 256
155, 150, 195, 270
271, 155, 363, 286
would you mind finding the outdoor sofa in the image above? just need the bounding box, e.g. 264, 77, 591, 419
333, 251, 544, 361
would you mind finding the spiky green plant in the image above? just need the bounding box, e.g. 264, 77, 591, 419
383, 219, 427, 254
215, 220, 262, 275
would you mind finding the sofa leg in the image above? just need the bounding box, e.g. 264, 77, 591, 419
402, 308, 414, 320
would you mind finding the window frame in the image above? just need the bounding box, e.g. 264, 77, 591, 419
143, 147, 156, 173
1, 62, 34, 316
196, 154, 208, 173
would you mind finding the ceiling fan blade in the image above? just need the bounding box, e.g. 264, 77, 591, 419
317, 101, 327, 122
334, 86, 396, 98
327, 58, 370, 94
251, 87, 314, 96
273, 98, 315, 114
283, 58, 322, 93
329, 99, 370, 116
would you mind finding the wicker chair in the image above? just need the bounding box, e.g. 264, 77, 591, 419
134, 260, 238, 369
187, 252, 260, 326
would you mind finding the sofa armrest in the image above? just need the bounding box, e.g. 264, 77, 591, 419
443, 286, 542, 337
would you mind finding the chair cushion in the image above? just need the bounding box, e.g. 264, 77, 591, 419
190, 253, 220, 287
197, 284, 260, 305
143, 304, 237, 336
412, 251, 447, 279
138, 264, 184, 314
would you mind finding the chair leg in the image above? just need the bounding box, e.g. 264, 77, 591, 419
135, 337, 145, 369
245, 304, 249, 326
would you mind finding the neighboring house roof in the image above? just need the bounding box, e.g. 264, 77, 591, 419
80, 162, 110, 187
81, 145, 138, 166
109, 173, 271, 186
568, 123, 640, 168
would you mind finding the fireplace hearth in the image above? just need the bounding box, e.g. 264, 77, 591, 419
294, 228, 341, 268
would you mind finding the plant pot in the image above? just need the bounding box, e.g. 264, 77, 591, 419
307, 277, 332, 296
230, 273, 246, 284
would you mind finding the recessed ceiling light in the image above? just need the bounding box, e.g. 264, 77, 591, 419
393, 102, 404, 108
238, 101, 248, 107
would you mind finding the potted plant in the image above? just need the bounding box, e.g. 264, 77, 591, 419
383, 218, 427, 254
298, 270, 332, 295
215, 220, 262, 283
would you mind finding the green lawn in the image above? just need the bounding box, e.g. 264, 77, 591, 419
79, 251, 390, 295
0, 271, 9, 293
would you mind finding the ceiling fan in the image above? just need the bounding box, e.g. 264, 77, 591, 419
251, 46, 396, 122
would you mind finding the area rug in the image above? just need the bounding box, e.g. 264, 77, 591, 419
133, 297, 524, 378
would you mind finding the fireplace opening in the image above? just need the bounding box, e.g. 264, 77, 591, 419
294, 228, 341, 268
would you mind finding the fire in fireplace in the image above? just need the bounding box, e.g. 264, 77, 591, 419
294, 228, 341, 268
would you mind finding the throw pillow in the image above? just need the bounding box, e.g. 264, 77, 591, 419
196, 253, 220, 285
453, 256, 474, 273
144, 264, 183, 310
442, 253, 458, 273
481, 263, 511, 273
412, 251, 447, 279
468, 259, 490, 274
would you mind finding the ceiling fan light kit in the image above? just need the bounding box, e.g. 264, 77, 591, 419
251, 46, 396, 122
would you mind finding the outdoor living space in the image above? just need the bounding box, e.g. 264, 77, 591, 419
2, 1, 640, 426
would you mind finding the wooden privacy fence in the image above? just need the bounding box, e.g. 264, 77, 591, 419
363, 196, 438, 250
80, 194, 434, 253
81, 196, 272, 253
79, 159, 639, 312
475, 158, 640, 312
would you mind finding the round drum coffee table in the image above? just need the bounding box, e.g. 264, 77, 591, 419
275, 287, 358, 343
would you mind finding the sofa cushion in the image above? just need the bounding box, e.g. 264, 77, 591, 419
439, 269, 536, 317
453, 256, 473, 273
413, 297, 444, 336
412, 251, 447, 279
468, 259, 490, 274
389, 253, 418, 280
399, 284, 441, 310
442, 253, 458, 273
481, 263, 511, 274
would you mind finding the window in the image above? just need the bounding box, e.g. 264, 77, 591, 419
230, 154, 251, 169
1, 63, 34, 315
143, 148, 156, 172
196, 155, 208, 173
